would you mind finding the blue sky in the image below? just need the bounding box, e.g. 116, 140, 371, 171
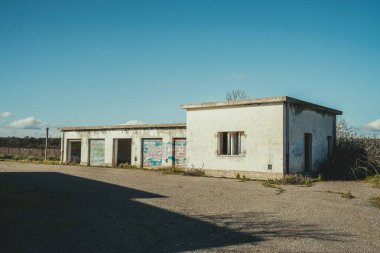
0, 0, 379, 137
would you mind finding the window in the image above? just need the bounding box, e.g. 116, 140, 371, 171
218, 132, 244, 155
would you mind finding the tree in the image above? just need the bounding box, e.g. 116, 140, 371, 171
225, 89, 248, 101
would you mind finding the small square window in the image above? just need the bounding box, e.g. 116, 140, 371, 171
218, 132, 243, 156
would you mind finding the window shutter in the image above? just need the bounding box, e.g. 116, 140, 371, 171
216, 132, 220, 155
242, 132, 246, 155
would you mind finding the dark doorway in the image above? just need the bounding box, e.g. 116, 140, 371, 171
327, 136, 333, 158
113, 139, 132, 166
67, 140, 81, 164
304, 133, 312, 173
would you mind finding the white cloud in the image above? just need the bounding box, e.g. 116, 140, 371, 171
9, 117, 45, 129
0, 112, 14, 117
124, 120, 145, 125
365, 119, 380, 131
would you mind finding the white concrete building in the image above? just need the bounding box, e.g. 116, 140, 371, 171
61, 124, 186, 168
61, 96, 342, 179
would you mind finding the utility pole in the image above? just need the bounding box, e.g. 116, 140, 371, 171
45, 128, 49, 160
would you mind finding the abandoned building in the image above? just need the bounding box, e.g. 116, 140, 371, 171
60, 96, 342, 179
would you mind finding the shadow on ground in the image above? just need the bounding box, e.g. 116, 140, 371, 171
0, 172, 350, 252
0, 172, 257, 252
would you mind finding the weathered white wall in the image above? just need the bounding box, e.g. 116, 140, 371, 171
62, 128, 186, 167
288, 104, 335, 173
186, 104, 284, 174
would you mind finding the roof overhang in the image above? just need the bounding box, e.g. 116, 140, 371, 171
61, 123, 186, 132
180, 96, 342, 115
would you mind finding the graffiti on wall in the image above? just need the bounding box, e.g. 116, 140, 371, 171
290, 142, 304, 169
143, 139, 163, 167
142, 139, 187, 167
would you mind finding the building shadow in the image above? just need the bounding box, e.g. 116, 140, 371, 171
0, 172, 258, 253
197, 212, 352, 243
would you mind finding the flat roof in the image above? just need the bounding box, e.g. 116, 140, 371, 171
180, 96, 342, 115
61, 123, 186, 132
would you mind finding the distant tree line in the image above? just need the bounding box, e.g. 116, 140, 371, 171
0, 137, 61, 149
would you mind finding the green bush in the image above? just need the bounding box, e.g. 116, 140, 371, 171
0, 154, 14, 160
26, 155, 43, 161
47, 155, 60, 161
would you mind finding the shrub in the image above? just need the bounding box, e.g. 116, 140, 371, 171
118, 163, 140, 170
365, 174, 380, 188
340, 191, 354, 199
47, 155, 60, 161
265, 174, 313, 186
319, 119, 380, 180
0, 154, 14, 160
183, 168, 205, 177
26, 155, 43, 161
156, 166, 185, 174
12, 155, 24, 160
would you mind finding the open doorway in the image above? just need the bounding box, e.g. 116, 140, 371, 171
304, 133, 312, 173
113, 138, 132, 166
67, 140, 81, 164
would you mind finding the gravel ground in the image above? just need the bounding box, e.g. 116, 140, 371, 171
0, 161, 379, 253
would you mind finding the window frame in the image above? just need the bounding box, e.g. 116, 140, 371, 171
217, 131, 245, 157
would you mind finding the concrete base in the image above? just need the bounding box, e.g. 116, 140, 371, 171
204, 169, 284, 180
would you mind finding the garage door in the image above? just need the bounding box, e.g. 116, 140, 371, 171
142, 139, 163, 167
89, 139, 105, 166
173, 139, 186, 167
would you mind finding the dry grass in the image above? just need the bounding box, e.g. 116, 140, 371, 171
325, 190, 355, 199
365, 174, 380, 188
340, 191, 355, 199
5, 159, 60, 165
265, 174, 313, 187
263, 181, 285, 194
369, 196, 380, 209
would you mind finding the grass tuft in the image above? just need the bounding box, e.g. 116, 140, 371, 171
370, 196, 380, 209
340, 191, 355, 199
118, 163, 141, 170
265, 174, 313, 187
365, 175, 380, 189
263, 181, 285, 194
183, 168, 205, 177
